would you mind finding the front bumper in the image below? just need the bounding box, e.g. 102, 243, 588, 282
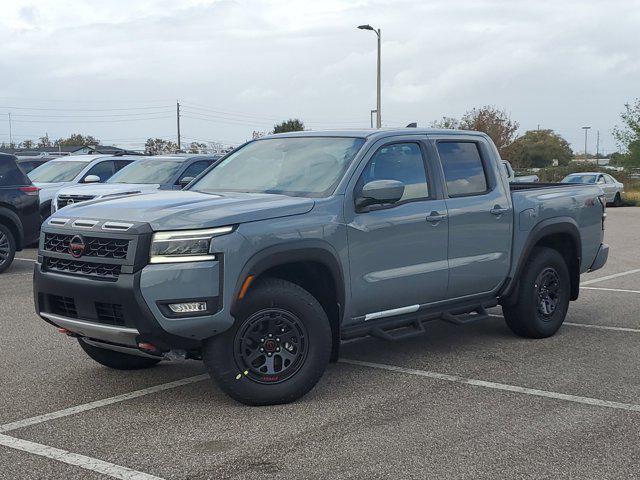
34, 259, 234, 351
588, 242, 609, 272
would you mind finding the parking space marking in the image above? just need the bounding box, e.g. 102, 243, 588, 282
563, 322, 640, 333
13, 257, 36, 263
0, 374, 209, 434
341, 359, 640, 413
0, 433, 164, 480
487, 313, 639, 333
582, 286, 640, 294
581, 268, 640, 285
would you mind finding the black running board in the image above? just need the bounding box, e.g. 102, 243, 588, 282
341, 299, 498, 341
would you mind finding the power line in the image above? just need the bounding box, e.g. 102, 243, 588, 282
0, 105, 173, 112
10, 115, 175, 124
3, 110, 175, 119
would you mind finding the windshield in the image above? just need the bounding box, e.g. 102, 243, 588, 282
191, 137, 365, 197
28, 160, 89, 183
562, 174, 597, 184
107, 159, 183, 184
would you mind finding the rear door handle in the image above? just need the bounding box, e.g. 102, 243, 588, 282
490, 205, 509, 216
426, 211, 447, 223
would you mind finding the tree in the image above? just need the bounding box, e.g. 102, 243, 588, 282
54, 134, 100, 147
188, 142, 207, 154
430, 116, 459, 129
37, 135, 52, 148
505, 129, 573, 168
273, 119, 304, 134
20, 139, 34, 149
612, 99, 640, 166
459, 106, 519, 157
144, 138, 178, 155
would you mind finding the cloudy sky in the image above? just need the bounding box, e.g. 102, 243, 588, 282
1, 0, 638, 152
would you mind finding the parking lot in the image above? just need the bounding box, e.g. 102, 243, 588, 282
0, 208, 638, 480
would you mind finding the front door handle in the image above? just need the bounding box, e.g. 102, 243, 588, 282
426, 211, 447, 223
490, 205, 509, 216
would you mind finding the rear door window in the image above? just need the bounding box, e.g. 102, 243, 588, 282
437, 142, 488, 196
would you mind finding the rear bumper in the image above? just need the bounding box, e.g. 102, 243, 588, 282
34, 259, 235, 351
589, 243, 609, 272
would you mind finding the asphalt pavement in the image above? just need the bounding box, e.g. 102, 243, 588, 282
1, 208, 638, 479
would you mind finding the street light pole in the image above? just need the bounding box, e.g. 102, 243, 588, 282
358, 25, 381, 128
582, 126, 591, 161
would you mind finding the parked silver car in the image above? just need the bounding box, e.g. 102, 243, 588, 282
561, 172, 624, 206
28, 154, 139, 220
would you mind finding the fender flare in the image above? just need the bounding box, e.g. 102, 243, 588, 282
0, 205, 24, 249
501, 216, 581, 301
229, 240, 346, 320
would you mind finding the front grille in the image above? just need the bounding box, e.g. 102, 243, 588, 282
49, 295, 78, 318
44, 257, 121, 280
57, 194, 95, 209
44, 233, 129, 259
95, 302, 125, 326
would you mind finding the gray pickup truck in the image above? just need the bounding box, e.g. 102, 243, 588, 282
34, 129, 609, 405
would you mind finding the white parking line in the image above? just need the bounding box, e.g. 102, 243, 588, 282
0, 434, 164, 480
564, 322, 640, 333
487, 313, 638, 333
582, 286, 640, 294
0, 374, 209, 434
13, 257, 36, 263
581, 268, 640, 285
341, 359, 640, 413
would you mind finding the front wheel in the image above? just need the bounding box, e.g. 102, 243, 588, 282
78, 339, 161, 370
0, 224, 16, 274
203, 278, 332, 406
503, 247, 571, 338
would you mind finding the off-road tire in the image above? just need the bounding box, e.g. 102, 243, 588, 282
503, 247, 570, 338
78, 339, 161, 370
203, 278, 332, 406
0, 224, 16, 274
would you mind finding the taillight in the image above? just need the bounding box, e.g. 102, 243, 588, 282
19, 186, 40, 196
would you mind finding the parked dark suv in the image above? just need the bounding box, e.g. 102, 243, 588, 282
0, 153, 40, 273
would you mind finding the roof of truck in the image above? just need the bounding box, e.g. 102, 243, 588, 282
264, 128, 489, 140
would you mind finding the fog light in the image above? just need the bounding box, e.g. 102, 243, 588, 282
168, 302, 207, 314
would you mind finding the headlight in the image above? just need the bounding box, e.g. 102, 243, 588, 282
149, 226, 233, 264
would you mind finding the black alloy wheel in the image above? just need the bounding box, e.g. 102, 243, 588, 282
234, 308, 308, 384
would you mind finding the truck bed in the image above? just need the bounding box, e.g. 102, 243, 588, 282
509, 182, 574, 191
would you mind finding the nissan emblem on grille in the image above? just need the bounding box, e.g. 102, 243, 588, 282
68, 235, 86, 258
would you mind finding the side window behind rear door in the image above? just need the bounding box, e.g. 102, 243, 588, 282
0, 156, 31, 186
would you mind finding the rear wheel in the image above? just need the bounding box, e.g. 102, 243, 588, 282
203, 278, 332, 406
78, 339, 161, 370
0, 224, 16, 274
613, 193, 622, 207
503, 247, 570, 338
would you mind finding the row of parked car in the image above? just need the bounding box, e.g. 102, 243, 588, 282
0, 152, 221, 273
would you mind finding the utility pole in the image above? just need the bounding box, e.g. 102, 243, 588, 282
176, 100, 181, 151
8, 113, 12, 147
596, 130, 600, 165
358, 25, 382, 128
582, 126, 591, 162
370, 109, 377, 128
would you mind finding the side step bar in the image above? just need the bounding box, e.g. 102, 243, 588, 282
342, 301, 498, 342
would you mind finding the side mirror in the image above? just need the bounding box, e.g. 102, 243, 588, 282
356, 180, 405, 211
83, 175, 101, 183
179, 176, 195, 188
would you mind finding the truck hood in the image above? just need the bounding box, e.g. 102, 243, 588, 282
54, 190, 315, 230
58, 183, 162, 198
